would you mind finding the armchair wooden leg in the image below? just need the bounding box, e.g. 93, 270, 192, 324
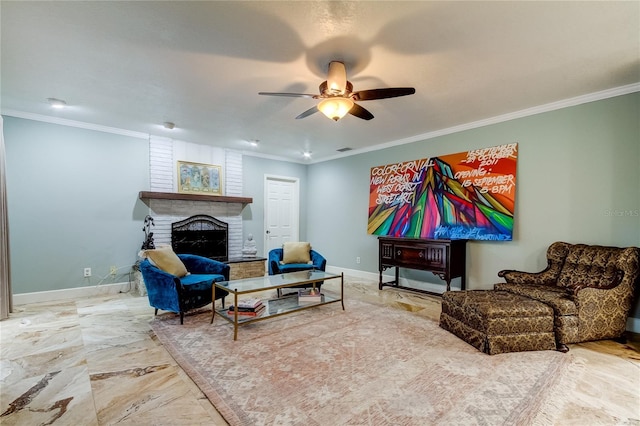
614, 333, 627, 344
154, 308, 158, 316
180, 312, 184, 325
556, 342, 569, 353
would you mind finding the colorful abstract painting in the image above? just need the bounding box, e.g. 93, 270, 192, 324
368, 143, 518, 241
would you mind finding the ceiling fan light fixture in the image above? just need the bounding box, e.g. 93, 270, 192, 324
326, 61, 347, 95
259, 61, 414, 122
318, 97, 354, 121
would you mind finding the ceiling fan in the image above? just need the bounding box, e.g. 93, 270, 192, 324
259, 61, 416, 121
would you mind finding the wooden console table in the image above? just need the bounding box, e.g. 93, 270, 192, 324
378, 237, 467, 296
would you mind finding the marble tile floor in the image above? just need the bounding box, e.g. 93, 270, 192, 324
1, 276, 639, 425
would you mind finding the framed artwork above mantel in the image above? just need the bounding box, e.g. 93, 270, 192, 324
177, 160, 223, 195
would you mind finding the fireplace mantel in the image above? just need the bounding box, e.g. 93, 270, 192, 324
139, 191, 252, 205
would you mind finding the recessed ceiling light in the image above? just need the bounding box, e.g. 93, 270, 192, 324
303, 151, 312, 158
163, 122, 176, 130
47, 98, 67, 109
249, 139, 259, 147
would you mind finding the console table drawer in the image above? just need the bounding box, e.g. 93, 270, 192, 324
393, 244, 447, 270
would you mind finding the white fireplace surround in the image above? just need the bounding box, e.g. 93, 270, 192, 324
146, 136, 244, 258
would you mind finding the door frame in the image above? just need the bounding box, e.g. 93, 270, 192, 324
263, 174, 300, 252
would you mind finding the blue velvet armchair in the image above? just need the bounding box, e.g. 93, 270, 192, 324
139, 254, 229, 324
268, 248, 327, 296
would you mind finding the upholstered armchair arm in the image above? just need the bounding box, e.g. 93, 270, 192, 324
497, 267, 559, 286
139, 259, 181, 312
178, 254, 230, 280
498, 241, 570, 285
310, 250, 327, 271
268, 249, 283, 275
573, 280, 635, 341
140, 259, 179, 286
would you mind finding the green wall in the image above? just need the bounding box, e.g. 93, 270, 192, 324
4, 117, 149, 293
306, 92, 640, 321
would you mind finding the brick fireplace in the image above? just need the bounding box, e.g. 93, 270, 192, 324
135, 138, 265, 295
144, 137, 245, 258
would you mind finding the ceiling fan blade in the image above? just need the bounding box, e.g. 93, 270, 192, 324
352, 87, 416, 101
348, 103, 374, 120
259, 92, 317, 99
295, 105, 319, 119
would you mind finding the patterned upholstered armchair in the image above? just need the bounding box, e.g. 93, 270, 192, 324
494, 242, 640, 351
140, 252, 229, 324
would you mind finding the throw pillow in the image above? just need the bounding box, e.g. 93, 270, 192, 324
282, 242, 311, 264
143, 246, 188, 277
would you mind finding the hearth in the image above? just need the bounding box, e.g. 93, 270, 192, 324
171, 215, 228, 262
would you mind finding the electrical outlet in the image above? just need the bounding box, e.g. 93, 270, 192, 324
356, 257, 361, 264
84, 267, 92, 277
110, 266, 117, 276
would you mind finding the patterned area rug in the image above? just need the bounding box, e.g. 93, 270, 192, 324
150, 298, 579, 425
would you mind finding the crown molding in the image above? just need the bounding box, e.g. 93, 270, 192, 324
1, 109, 150, 139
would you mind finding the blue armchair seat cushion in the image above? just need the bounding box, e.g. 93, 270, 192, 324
278, 263, 315, 273
175, 273, 226, 314
180, 273, 225, 287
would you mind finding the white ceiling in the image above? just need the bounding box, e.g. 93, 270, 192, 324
2, 1, 639, 163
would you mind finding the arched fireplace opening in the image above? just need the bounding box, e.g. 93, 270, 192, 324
171, 215, 228, 262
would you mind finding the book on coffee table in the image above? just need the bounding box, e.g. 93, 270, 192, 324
236, 298, 263, 309
298, 288, 323, 303
227, 305, 266, 317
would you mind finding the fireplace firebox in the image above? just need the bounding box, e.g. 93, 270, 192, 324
171, 215, 228, 262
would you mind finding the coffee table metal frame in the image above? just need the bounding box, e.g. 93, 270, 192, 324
211, 270, 344, 340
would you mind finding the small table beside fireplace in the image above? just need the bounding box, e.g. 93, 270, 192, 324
227, 257, 266, 280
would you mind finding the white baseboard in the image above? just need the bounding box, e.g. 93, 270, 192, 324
326, 266, 379, 281
328, 266, 640, 334
13, 282, 134, 305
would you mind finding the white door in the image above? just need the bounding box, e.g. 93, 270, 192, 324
264, 175, 299, 252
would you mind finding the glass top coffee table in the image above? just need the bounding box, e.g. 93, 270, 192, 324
211, 270, 344, 340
